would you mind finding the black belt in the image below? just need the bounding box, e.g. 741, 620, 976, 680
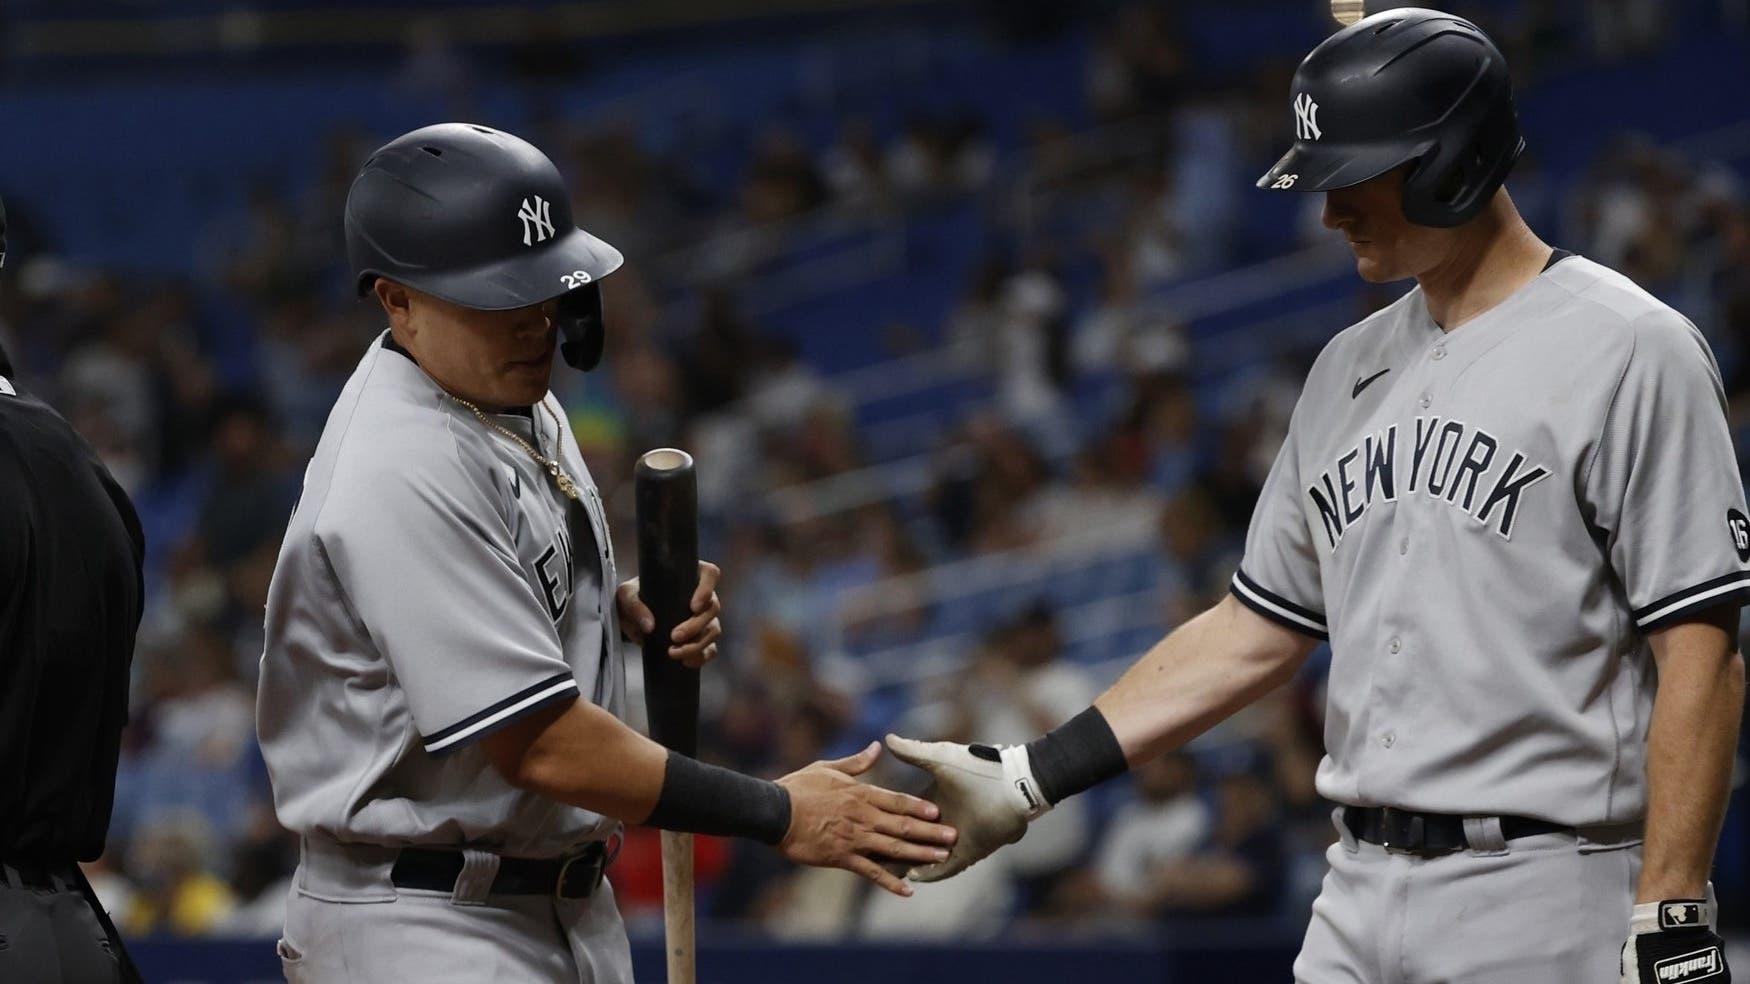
390, 841, 614, 900
1343, 806, 1570, 855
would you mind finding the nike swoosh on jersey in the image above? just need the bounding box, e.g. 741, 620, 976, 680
1352, 368, 1391, 398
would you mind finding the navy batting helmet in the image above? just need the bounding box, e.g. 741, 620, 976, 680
1257, 8, 1525, 228
345, 123, 623, 371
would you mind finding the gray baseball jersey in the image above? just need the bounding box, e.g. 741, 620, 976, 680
258, 333, 625, 856
1231, 254, 1750, 827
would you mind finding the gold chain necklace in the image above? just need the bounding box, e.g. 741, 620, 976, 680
446, 395, 581, 502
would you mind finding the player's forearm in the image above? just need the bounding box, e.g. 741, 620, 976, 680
887, 597, 1317, 882
490, 698, 670, 820
1638, 611, 1745, 902
485, 698, 792, 844
1095, 594, 1315, 764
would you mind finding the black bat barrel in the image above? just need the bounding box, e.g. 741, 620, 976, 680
635, 448, 701, 758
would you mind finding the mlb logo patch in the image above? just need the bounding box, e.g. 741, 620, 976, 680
1658, 901, 1705, 931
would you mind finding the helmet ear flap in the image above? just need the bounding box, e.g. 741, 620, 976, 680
1402, 141, 1475, 228
1401, 103, 1525, 228
555, 284, 605, 372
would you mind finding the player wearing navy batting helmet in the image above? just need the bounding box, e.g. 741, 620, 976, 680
258, 124, 958, 982
890, 12, 1743, 983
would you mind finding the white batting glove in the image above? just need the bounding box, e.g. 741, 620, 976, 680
884, 734, 1051, 882
1620, 892, 1729, 984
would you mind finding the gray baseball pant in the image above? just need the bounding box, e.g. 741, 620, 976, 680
1294, 807, 1641, 983
277, 838, 633, 983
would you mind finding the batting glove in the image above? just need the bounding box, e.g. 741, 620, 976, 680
884, 735, 1050, 882
1621, 896, 1730, 984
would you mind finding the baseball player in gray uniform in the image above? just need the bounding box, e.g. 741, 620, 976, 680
257, 123, 956, 982
888, 11, 1743, 983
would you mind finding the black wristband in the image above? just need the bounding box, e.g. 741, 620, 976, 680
644, 751, 792, 845
1024, 706, 1128, 804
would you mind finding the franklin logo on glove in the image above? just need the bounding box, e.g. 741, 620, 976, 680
1656, 948, 1723, 983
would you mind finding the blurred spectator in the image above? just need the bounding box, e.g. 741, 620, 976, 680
121, 813, 238, 937
1071, 261, 1188, 377
859, 850, 1017, 941
939, 606, 1095, 890
204, 184, 323, 310
395, 16, 477, 106
885, 117, 955, 203
1156, 484, 1235, 622
993, 263, 1073, 449
59, 291, 164, 489
1590, 0, 1666, 58
1058, 752, 1211, 919
879, 113, 996, 202
948, 116, 997, 193
213, 830, 297, 938
836, 508, 935, 651
676, 288, 760, 416
80, 853, 139, 933
195, 394, 298, 567
1087, 5, 1189, 123
744, 335, 831, 433
1127, 747, 1287, 921
565, 126, 701, 264
1107, 370, 1202, 496
745, 128, 829, 225
257, 300, 373, 447
1019, 446, 1161, 547
925, 416, 1053, 554
822, 118, 892, 216
714, 689, 862, 939
1119, 166, 1191, 285
944, 257, 1011, 366
148, 631, 255, 774
607, 341, 686, 457
118, 626, 263, 850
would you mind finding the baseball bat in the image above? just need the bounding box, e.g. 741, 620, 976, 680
634, 448, 701, 984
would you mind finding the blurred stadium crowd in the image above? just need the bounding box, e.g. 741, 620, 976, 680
0, 0, 1744, 944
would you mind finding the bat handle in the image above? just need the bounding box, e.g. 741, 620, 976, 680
660, 831, 696, 984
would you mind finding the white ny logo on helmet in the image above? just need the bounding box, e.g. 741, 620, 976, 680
1295, 93, 1322, 141
518, 195, 555, 246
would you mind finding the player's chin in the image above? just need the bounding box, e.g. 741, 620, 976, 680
1351, 252, 1400, 284
501, 360, 554, 402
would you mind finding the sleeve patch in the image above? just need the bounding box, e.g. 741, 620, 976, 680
1727, 509, 1749, 562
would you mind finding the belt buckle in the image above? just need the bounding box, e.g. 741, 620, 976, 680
1379, 808, 1425, 854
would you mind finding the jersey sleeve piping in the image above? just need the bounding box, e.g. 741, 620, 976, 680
421, 671, 579, 755
1632, 571, 1750, 631
1230, 568, 1329, 640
